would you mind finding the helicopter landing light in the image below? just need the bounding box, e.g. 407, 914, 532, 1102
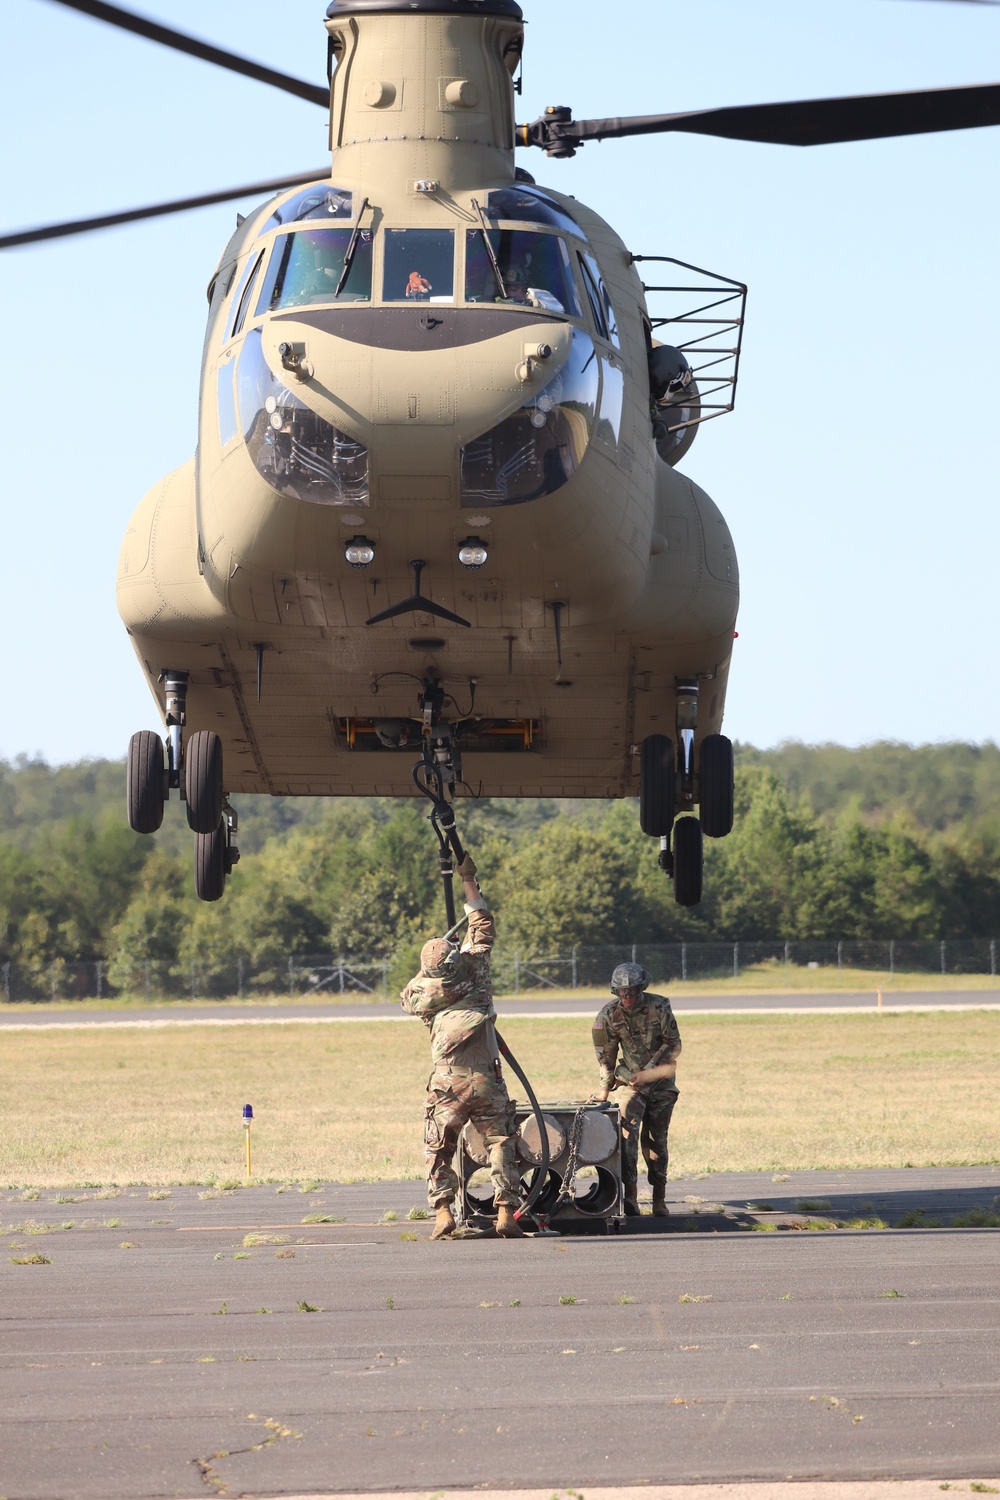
345, 537, 376, 568
458, 538, 489, 570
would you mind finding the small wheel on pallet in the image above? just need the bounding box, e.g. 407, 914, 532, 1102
640, 734, 675, 837
185, 730, 224, 835
699, 733, 734, 837
126, 731, 165, 834
193, 819, 227, 903
672, 815, 703, 907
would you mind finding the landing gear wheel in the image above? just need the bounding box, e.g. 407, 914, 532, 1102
185, 731, 224, 835
194, 820, 227, 903
126, 731, 165, 834
699, 733, 734, 838
640, 734, 675, 837
672, 816, 703, 907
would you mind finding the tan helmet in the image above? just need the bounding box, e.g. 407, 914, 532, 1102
421, 938, 458, 977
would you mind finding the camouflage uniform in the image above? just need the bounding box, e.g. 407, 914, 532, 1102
592, 992, 681, 1197
400, 903, 518, 1210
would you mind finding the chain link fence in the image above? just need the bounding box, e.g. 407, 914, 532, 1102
2, 938, 998, 1004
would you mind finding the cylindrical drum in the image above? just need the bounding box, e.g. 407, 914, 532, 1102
576, 1109, 618, 1164
516, 1112, 566, 1165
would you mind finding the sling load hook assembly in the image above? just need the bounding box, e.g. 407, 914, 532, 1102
411, 673, 467, 929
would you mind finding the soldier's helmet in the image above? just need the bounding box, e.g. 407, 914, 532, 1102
421, 938, 460, 978
610, 962, 650, 996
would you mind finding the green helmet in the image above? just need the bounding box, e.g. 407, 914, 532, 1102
610, 962, 649, 996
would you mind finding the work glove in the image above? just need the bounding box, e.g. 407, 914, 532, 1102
456, 852, 477, 879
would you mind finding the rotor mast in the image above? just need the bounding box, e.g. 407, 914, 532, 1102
324, 0, 524, 191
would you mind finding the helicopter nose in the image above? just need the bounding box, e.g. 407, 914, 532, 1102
261, 307, 575, 461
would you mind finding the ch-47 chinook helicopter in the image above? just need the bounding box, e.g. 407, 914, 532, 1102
7, 0, 999, 914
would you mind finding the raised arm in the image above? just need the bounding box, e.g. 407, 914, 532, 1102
456, 852, 495, 954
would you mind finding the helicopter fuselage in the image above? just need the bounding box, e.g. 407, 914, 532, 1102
117, 4, 738, 800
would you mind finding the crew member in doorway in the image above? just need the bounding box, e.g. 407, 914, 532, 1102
592, 963, 681, 1218
400, 854, 522, 1240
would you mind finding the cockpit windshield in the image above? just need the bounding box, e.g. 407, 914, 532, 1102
383, 229, 455, 303
465, 230, 581, 316
256, 228, 372, 313
262, 184, 353, 233
485, 186, 583, 239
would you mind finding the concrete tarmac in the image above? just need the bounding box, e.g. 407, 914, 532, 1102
2, 989, 999, 1028
3, 1167, 1000, 1500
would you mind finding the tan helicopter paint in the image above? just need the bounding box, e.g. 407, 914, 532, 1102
117, 5, 738, 800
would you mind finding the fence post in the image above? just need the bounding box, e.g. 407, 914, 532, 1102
631, 943, 637, 964
681, 942, 687, 982
144, 961, 151, 1003
50, 963, 57, 1002
514, 952, 520, 994
837, 940, 843, 973
96, 960, 103, 1001
237, 957, 244, 1000
940, 939, 946, 976
784, 941, 790, 971
889, 940, 895, 976
571, 946, 578, 989
381, 956, 389, 993
733, 942, 739, 980
287, 956, 295, 996
189, 962, 196, 999
991, 938, 996, 978
2, 961, 9, 1003
337, 956, 345, 993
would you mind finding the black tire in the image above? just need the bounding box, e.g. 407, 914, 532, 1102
699, 733, 734, 838
672, 816, 703, 907
640, 734, 676, 836
126, 731, 165, 834
185, 730, 224, 835
194, 820, 227, 903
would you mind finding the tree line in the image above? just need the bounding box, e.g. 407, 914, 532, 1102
1, 743, 998, 991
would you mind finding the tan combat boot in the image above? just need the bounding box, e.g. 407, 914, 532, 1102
430, 1205, 455, 1240
495, 1205, 525, 1238
652, 1191, 669, 1218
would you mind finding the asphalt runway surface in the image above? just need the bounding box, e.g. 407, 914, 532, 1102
2, 990, 999, 1028
3, 1166, 1000, 1500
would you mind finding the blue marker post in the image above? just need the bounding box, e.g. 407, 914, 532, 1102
243, 1103, 253, 1181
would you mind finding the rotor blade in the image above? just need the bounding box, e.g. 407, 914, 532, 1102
523, 81, 1000, 151
44, 0, 329, 107
0, 169, 329, 249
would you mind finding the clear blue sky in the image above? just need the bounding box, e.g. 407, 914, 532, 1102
2, 0, 998, 764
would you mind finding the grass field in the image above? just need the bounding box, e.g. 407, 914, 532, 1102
1, 1010, 998, 1187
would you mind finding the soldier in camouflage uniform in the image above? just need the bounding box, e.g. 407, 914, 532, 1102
592, 962, 681, 1218
400, 853, 523, 1241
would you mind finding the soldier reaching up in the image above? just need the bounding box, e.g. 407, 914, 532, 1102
592, 963, 682, 1219
400, 854, 523, 1241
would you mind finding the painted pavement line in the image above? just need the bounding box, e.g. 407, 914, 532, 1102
3, 1001, 1000, 1030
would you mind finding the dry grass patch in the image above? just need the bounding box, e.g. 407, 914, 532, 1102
1, 1011, 999, 1184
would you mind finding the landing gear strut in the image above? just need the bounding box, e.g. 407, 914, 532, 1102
126, 668, 238, 903
639, 677, 733, 908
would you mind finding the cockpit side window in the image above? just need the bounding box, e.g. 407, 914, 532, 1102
255, 228, 373, 313
229, 251, 265, 339
382, 229, 456, 303
581, 253, 621, 348
465, 229, 582, 317
579, 255, 608, 340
